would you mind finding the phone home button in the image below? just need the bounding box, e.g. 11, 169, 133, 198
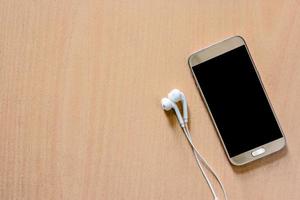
251, 148, 266, 157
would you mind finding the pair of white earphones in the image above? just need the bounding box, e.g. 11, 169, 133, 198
161, 89, 228, 200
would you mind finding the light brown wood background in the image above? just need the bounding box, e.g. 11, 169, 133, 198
0, 0, 300, 199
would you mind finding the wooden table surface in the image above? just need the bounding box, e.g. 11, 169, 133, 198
1, 1, 300, 199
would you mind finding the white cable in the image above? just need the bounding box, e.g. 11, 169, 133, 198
182, 127, 218, 199
185, 126, 228, 200
182, 126, 228, 200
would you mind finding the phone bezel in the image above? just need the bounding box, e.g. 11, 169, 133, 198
188, 36, 286, 166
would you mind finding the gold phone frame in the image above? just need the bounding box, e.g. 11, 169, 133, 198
188, 36, 286, 166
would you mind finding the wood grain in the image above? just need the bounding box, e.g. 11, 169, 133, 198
0, 0, 300, 199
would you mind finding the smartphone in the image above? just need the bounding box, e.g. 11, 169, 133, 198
188, 36, 286, 166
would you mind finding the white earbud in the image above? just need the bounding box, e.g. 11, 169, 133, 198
161, 89, 227, 200
168, 89, 188, 123
161, 97, 185, 127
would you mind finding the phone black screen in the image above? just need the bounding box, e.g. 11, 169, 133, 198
192, 45, 283, 157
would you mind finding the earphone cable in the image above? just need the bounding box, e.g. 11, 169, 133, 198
182, 126, 228, 200
182, 127, 218, 199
